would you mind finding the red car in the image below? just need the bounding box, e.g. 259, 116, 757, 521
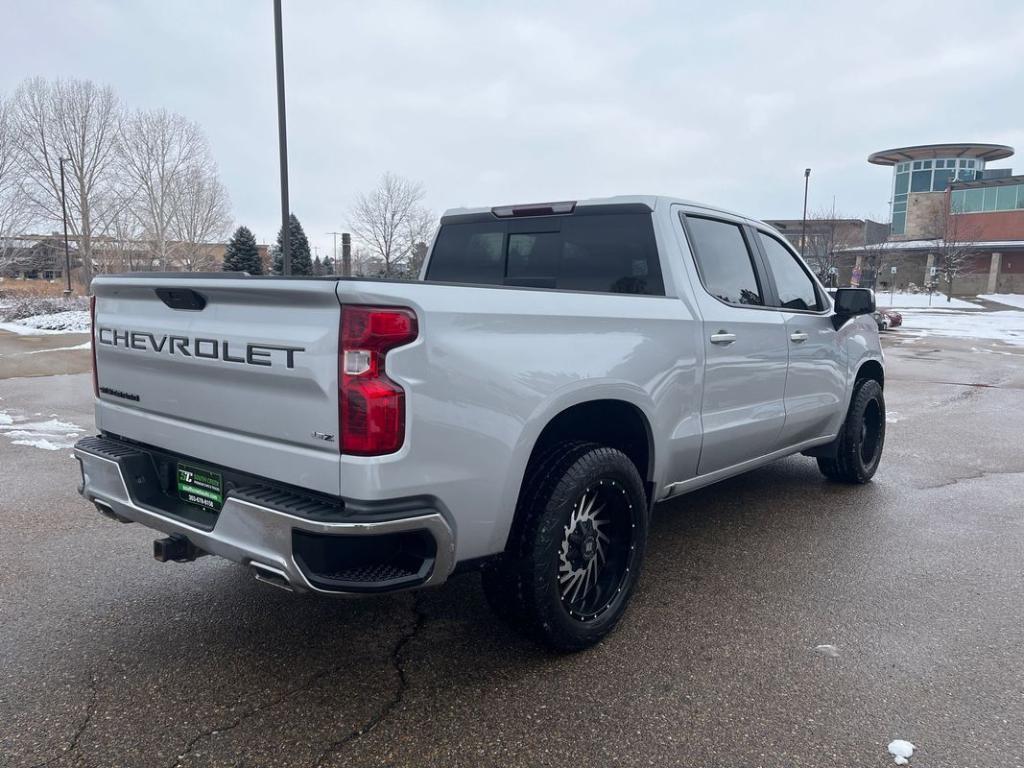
873, 309, 903, 330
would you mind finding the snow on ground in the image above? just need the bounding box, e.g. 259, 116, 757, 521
0, 405, 85, 451
13, 341, 92, 355
978, 293, 1024, 309
896, 309, 1024, 346
876, 291, 978, 309
4, 309, 91, 333
887, 739, 915, 765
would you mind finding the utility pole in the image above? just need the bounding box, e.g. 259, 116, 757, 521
341, 232, 352, 277
273, 0, 290, 275
800, 168, 811, 259
327, 231, 342, 276
58, 157, 73, 296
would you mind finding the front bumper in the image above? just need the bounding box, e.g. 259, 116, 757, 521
73, 436, 456, 595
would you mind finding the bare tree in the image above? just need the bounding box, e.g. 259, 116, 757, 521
172, 164, 231, 271
931, 199, 981, 301
349, 173, 435, 278
117, 108, 208, 270
802, 204, 853, 285
13, 77, 121, 285
0, 93, 32, 270
94, 188, 149, 273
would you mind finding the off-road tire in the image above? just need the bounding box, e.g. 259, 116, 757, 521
482, 442, 648, 652
817, 378, 885, 483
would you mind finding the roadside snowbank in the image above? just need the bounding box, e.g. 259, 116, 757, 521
7, 310, 91, 333
0, 295, 91, 334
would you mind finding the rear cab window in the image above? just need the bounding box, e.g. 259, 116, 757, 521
425, 210, 665, 295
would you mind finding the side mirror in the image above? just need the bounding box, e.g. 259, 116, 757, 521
832, 288, 875, 329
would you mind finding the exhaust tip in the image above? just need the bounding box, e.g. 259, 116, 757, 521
94, 501, 133, 524
250, 562, 294, 592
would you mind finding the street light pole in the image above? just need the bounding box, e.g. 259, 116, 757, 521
58, 157, 73, 296
273, 0, 291, 275
327, 231, 342, 276
800, 167, 811, 259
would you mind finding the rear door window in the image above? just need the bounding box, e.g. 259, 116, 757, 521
425, 212, 664, 295
683, 216, 764, 306
757, 232, 823, 311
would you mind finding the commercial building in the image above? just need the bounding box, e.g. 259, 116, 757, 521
840, 143, 1024, 295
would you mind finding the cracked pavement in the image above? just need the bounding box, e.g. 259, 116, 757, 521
1, 328, 1022, 767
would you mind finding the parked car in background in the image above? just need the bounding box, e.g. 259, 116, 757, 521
873, 309, 903, 331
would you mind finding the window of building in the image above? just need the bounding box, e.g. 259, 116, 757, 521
684, 216, 763, 306
891, 211, 907, 235
894, 172, 910, 195
996, 185, 1018, 211
911, 171, 932, 192
963, 188, 985, 212
983, 188, 999, 211
758, 233, 822, 311
932, 169, 953, 190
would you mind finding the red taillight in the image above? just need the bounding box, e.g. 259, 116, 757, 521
90, 295, 99, 397
339, 305, 418, 455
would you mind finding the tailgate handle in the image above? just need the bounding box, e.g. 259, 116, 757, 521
155, 288, 206, 311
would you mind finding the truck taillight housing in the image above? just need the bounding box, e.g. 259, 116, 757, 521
339, 305, 418, 456
90, 294, 99, 397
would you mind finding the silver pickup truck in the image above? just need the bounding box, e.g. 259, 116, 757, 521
75, 195, 884, 650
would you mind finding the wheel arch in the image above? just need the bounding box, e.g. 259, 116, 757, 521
856, 358, 884, 389
495, 395, 656, 554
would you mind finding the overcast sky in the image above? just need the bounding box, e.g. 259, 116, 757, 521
3, 0, 1023, 257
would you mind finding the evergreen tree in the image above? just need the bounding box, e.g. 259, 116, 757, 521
222, 225, 263, 275
313, 255, 323, 276
271, 213, 313, 275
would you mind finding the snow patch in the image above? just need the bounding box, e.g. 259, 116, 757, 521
814, 644, 840, 657
10, 340, 92, 355
896, 309, 1024, 346
877, 292, 978, 309
888, 739, 915, 765
978, 293, 1024, 310
0, 409, 85, 451
885, 411, 903, 424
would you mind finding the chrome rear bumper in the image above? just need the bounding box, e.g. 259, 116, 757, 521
73, 437, 456, 595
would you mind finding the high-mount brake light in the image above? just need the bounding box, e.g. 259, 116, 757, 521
491, 201, 576, 218
339, 305, 418, 456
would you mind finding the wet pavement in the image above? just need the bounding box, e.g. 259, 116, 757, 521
1, 327, 1022, 767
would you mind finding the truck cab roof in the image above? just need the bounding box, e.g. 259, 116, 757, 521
441, 195, 765, 229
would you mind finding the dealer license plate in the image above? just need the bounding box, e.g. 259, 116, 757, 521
176, 463, 224, 512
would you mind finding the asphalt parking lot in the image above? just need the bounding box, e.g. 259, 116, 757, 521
1, 328, 1022, 768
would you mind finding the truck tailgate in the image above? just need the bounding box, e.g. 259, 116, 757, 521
91, 276, 342, 495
